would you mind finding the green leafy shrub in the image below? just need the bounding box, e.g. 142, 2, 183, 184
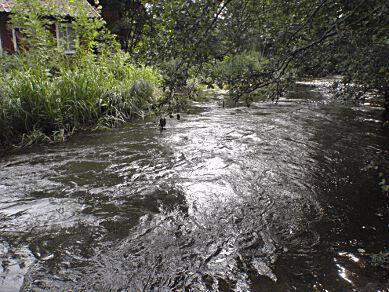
200, 51, 274, 103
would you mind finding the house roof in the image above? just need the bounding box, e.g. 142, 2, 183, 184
0, 0, 12, 13
0, 0, 98, 17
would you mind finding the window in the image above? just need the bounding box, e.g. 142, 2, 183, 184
56, 23, 77, 54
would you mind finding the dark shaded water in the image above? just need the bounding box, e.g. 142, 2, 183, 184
0, 80, 388, 291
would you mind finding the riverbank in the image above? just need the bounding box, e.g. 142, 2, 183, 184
0, 53, 162, 156
0, 80, 214, 157
2, 77, 388, 157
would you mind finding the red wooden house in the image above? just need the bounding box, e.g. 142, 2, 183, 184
0, 0, 98, 55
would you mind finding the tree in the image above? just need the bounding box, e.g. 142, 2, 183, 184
97, 0, 388, 106
97, 0, 151, 53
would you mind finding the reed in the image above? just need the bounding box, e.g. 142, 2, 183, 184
0, 52, 162, 147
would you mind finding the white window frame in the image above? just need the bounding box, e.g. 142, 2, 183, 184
12, 27, 18, 52
55, 22, 78, 55
11, 27, 26, 53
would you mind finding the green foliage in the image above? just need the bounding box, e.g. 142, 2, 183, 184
9, 0, 57, 60
19, 129, 52, 147
98, 0, 150, 54
0, 0, 161, 147
111, 0, 388, 104
0, 52, 161, 146
202, 51, 269, 88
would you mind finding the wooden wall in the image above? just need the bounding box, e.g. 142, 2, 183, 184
0, 12, 15, 54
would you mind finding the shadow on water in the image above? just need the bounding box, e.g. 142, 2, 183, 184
0, 80, 388, 291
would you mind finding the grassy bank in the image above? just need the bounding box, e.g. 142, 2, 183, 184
0, 52, 162, 149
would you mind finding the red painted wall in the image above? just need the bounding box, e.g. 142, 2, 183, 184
0, 12, 15, 54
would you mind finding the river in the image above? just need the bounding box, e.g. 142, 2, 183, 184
0, 79, 388, 291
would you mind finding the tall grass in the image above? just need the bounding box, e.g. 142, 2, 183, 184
0, 52, 162, 147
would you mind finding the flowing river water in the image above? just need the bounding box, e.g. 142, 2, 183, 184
0, 80, 388, 291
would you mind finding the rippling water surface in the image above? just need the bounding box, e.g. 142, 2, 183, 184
0, 80, 388, 291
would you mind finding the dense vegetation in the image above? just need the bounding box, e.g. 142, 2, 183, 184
0, 0, 161, 148
100, 0, 388, 104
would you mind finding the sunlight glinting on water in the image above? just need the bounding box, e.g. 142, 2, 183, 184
336, 264, 354, 286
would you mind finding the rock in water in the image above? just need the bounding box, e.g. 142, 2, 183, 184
159, 117, 167, 129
